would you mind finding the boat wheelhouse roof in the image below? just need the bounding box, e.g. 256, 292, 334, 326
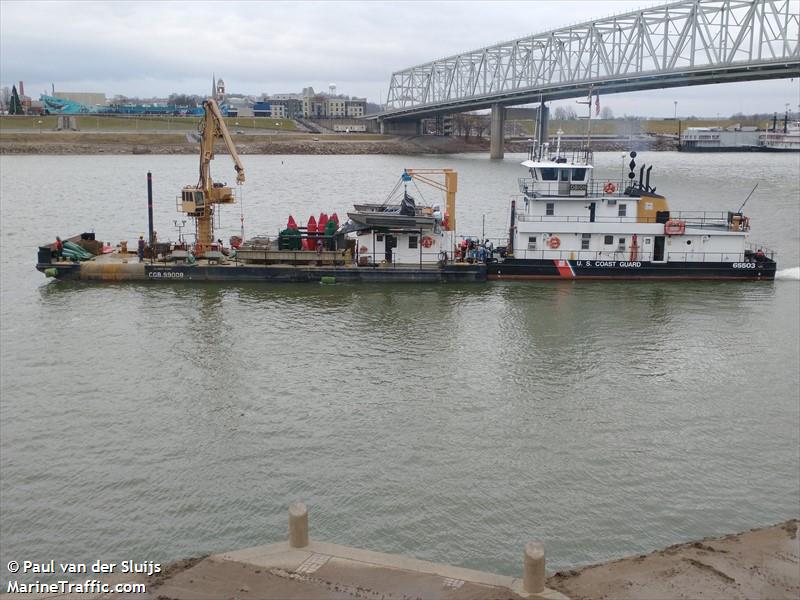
521, 160, 594, 169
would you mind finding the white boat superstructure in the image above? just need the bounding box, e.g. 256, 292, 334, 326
487, 138, 776, 280
760, 120, 800, 152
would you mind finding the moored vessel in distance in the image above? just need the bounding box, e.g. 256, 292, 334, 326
486, 135, 777, 281
759, 119, 800, 152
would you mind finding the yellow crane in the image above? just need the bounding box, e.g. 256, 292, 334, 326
179, 98, 245, 256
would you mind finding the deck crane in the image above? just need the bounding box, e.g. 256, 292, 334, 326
179, 98, 245, 256
404, 169, 457, 234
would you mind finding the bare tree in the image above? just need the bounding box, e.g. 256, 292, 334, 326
473, 116, 489, 139
553, 106, 577, 120
600, 106, 614, 119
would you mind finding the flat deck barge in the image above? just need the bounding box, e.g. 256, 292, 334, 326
37, 248, 486, 283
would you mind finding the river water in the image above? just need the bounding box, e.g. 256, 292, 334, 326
1, 151, 798, 581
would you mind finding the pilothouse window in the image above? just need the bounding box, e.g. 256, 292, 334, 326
540, 168, 558, 181
571, 168, 587, 181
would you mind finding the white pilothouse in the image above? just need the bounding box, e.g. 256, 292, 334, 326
488, 137, 777, 281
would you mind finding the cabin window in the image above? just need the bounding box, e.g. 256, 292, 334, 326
617, 237, 626, 251
408, 236, 418, 249
376, 234, 384, 242
559, 169, 569, 182
645, 238, 651, 244
194, 191, 204, 206
604, 235, 614, 245
618, 204, 627, 217
546, 203, 554, 216
686, 239, 692, 245
527, 236, 537, 250
581, 233, 591, 250
571, 168, 587, 181
540, 168, 558, 181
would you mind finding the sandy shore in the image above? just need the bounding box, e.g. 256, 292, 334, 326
144, 520, 797, 600
135, 520, 800, 600
0, 131, 675, 155
3, 521, 795, 599
548, 519, 799, 600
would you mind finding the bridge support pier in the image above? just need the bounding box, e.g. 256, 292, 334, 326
490, 104, 506, 159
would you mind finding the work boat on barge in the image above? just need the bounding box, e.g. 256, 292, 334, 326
487, 141, 777, 281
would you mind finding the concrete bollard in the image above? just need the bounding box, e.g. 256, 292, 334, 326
288, 502, 309, 548
523, 541, 546, 594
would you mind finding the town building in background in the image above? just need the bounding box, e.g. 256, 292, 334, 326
3, 75, 368, 119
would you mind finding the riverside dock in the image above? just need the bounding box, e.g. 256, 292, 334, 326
4, 506, 797, 599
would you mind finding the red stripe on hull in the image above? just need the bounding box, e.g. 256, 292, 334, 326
553, 259, 574, 278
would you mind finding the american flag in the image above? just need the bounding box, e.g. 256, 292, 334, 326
595, 92, 600, 116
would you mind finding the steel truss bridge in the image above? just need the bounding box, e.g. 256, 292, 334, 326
378, 0, 800, 156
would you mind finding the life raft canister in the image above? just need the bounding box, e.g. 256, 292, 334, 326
604, 182, 617, 194
664, 219, 686, 235
421, 236, 434, 248
548, 236, 561, 249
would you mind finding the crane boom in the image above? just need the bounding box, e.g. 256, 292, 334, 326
179, 98, 246, 256
198, 98, 245, 191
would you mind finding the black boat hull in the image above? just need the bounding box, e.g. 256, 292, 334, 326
487, 258, 777, 280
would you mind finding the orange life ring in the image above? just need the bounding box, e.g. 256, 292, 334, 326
421, 236, 434, 248
664, 220, 686, 235
604, 182, 617, 194
359, 245, 368, 254
548, 236, 561, 249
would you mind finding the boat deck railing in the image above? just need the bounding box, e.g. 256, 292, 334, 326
516, 210, 745, 230
507, 248, 775, 263
518, 178, 630, 198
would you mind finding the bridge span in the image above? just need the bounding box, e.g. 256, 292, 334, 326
375, 0, 800, 158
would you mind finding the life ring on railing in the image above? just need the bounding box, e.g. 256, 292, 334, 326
664, 220, 686, 236
604, 182, 617, 194
421, 236, 434, 248
359, 245, 368, 254
548, 236, 561, 249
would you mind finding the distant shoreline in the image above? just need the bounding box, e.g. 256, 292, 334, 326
0, 131, 677, 155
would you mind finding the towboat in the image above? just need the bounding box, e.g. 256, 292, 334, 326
486, 139, 777, 281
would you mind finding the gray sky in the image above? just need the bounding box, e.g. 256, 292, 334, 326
1, 0, 798, 117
